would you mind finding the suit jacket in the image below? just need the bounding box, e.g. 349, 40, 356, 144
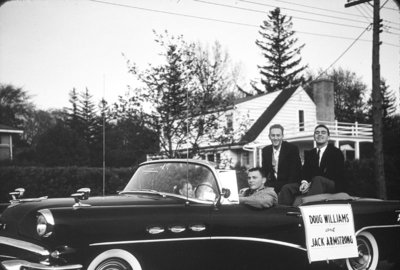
302, 144, 345, 191
262, 141, 302, 192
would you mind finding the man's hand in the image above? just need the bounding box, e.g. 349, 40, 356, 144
299, 180, 310, 194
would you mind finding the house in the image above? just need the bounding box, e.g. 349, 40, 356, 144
0, 124, 23, 161
185, 78, 372, 168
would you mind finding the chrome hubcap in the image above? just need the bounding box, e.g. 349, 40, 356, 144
348, 237, 373, 270
95, 258, 132, 270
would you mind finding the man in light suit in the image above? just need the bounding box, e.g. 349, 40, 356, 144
261, 124, 302, 196
279, 124, 345, 205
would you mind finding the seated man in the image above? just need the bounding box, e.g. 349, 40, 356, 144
239, 167, 277, 209
279, 124, 345, 206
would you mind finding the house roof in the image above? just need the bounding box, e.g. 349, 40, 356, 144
0, 124, 23, 134
233, 92, 270, 105
240, 86, 298, 143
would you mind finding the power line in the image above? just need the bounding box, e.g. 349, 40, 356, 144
264, 0, 372, 19
266, 0, 400, 26
310, 24, 373, 82
197, 0, 370, 30
246, 0, 372, 24
198, 0, 400, 35
88, 0, 399, 47
234, 0, 372, 27
355, 5, 372, 22
88, 0, 256, 27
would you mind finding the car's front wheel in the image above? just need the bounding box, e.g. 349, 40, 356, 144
87, 249, 142, 270
345, 231, 379, 270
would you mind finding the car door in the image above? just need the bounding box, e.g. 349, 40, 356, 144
132, 200, 214, 270
208, 204, 310, 270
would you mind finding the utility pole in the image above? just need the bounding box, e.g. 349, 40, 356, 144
345, 0, 387, 199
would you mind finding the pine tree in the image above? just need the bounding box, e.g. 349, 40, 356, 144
254, 7, 307, 93
67, 88, 83, 133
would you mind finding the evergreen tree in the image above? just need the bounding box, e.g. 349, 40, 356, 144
367, 79, 398, 126
254, 7, 307, 93
66, 88, 83, 134
79, 88, 98, 147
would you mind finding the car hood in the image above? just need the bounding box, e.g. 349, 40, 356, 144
0, 194, 189, 244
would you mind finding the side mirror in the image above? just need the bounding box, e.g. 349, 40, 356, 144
221, 188, 231, 198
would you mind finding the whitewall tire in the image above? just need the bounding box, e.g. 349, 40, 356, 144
87, 249, 142, 270
346, 231, 379, 270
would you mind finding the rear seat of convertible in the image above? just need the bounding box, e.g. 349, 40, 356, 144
292, 192, 354, 207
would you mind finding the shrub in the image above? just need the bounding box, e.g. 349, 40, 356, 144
0, 166, 136, 203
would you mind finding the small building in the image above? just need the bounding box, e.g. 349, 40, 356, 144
0, 124, 23, 161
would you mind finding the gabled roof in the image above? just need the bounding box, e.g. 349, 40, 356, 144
233, 92, 269, 105
240, 86, 298, 143
0, 124, 23, 134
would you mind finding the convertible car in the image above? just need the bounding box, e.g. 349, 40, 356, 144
0, 159, 399, 270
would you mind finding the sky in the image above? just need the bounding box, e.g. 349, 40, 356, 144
0, 0, 399, 111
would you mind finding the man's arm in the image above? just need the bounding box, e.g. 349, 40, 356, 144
301, 150, 312, 182
287, 144, 302, 183
261, 147, 272, 176
239, 188, 277, 208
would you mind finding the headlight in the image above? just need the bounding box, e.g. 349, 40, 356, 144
36, 209, 54, 237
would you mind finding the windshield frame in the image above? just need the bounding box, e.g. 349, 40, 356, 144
122, 159, 222, 204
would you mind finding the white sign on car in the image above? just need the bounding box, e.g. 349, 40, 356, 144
300, 204, 358, 263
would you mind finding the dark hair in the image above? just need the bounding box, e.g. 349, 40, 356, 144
248, 167, 266, 178
314, 124, 330, 136
174, 179, 191, 194
269, 124, 284, 134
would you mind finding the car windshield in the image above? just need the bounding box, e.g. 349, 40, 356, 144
122, 161, 218, 202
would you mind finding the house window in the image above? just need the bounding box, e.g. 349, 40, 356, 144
216, 153, 221, 164
299, 110, 305, 131
226, 114, 233, 130
207, 154, 215, 162
242, 152, 249, 166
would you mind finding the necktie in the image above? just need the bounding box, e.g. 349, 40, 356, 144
272, 151, 278, 178
317, 148, 321, 166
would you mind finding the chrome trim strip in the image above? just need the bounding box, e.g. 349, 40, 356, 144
211, 236, 306, 251
356, 224, 400, 235
90, 237, 210, 246
1, 259, 82, 270
0, 236, 49, 256
90, 236, 306, 251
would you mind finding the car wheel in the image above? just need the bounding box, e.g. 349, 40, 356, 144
87, 249, 142, 270
346, 231, 379, 270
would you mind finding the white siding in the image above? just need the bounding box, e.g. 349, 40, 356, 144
253, 87, 317, 145
233, 91, 282, 131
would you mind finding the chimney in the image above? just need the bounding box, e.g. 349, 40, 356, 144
312, 78, 335, 122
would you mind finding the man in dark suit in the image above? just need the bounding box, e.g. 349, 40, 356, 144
261, 124, 302, 196
279, 124, 345, 205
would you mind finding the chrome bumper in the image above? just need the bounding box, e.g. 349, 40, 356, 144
0, 236, 82, 270
1, 260, 82, 270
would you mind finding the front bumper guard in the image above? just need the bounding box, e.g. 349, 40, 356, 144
1, 259, 82, 270
0, 236, 81, 270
